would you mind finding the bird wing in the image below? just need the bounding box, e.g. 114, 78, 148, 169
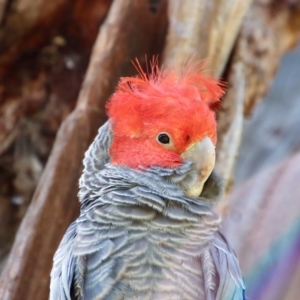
211, 231, 246, 300
50, 121, 112, 300
73, 208, 132, 300
50, 222, 77, 300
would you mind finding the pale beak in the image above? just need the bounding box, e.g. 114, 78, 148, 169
180, 137, 215, 197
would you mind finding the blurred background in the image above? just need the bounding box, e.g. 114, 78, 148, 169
223, 44, 300, 300
0, 0, 300, 299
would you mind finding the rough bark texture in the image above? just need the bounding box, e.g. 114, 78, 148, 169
222, 44, 300, 300
215, 0, 300, 205
0, 0, 113, 269
215, 62, 245, 211
235, 38, 300, 186
162, 0, 251, 76
0, 0, 299, 299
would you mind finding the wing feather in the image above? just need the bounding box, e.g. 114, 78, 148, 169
212, 232, 246, 300
50, 222, 77, 300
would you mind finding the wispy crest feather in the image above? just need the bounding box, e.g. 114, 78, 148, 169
114, 57, 225, 105
106, 57, 225, 148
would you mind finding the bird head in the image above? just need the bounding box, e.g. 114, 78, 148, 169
106, 60, 225, 196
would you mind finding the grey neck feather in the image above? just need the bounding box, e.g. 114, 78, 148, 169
79, 121, 222, 211
79, 121, 221, 226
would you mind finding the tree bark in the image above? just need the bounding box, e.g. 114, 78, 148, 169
162, 0, 251, 76
216, 0, 300, 207
0, 0, 113, 268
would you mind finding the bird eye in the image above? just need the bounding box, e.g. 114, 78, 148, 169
157, 133, 170, 144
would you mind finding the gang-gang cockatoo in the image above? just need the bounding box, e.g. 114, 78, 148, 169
50, 60, 245, 300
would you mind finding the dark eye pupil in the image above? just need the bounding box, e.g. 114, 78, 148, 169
158, 133, 170, 144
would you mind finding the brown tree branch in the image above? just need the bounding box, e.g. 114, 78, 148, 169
0, 0, 113, 275
162, 0, 251, 76
215, 0, 300, 209
215, 62, 245, 200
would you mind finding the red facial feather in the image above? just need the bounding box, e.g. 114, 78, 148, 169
106, 60, 225, 169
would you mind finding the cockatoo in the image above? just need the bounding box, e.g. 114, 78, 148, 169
50, 61, 245, 300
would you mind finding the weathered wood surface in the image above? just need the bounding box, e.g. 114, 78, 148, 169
162, 0, 251, 76
235, 45, 300, 185
0, 0, 112, 268
223, 42, 300, 300
215, 62, 245, 198
216, 0, 300, 203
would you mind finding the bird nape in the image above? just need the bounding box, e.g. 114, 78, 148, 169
50, 59, 245, 300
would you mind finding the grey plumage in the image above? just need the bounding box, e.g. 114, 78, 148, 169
50, 121, 245, 300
